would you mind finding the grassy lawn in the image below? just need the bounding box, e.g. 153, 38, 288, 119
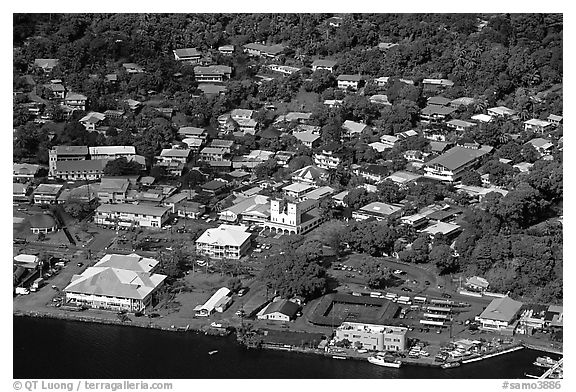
271, 90, 320, 113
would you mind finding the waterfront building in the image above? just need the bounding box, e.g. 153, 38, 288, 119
194, 287, 232, 317
64, 254, 166, 313
476, 296, 523, 334
257, 299, 299, 322
335, 322, 407, 351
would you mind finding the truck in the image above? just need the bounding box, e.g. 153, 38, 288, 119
30, 277, 44, 292
15, 287, 30, 295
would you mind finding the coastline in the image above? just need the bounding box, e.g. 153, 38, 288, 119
14, 309, 561, 370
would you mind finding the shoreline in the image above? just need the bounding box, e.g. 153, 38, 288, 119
14, 310, 562, 371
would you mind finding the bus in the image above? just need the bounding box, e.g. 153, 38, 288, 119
397, 296, 412, 305
420, 319, 446, 327
430, 298, 454, 308
413, 296, 427, 304
426, 306, 452, 314
422, 313, 451, 321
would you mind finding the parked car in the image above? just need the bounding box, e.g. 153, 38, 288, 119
401, 287, 413, 292
237, 288, 248, 297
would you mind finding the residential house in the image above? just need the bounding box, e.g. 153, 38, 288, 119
352, 202, 402, 222
267, 64, 300, 75
43, 83, 66, 99
104, 109, 125, 119
198, 84, 227, 97
465, 276, 490, 292
421, 221, 461, 239
471, 114, 493, 123
97, 177, 130, 204
291, 165, 327, 185
156, 149, 191, 165
94, 203, 171, 228
201, 179, 228, 195
526, 138, 553, 156
369, 94, 391, 106
422, 78, 454, 93
311, 59, 337, 73
423, 145, 492, 182
63, 92, 87, 111
13, 163, 42, 182
377, 42, 399, 50
173, 48, 202, 64
210, 139, 235, 153
326, 16, 343, 27
195, 225, 252, 260
475, 296, 523, 334
450, 97, 476, 109
513, 162, 534, 173
194, 65, 232, 83
380, 134, 400, 149
178, 126, 208, 141
242, 43, 286, 58
368, 142, 390, 152
332, 190, 349, 207
33, 184, 64, 204
122, 63, 145, 74
374, 76, 390, 87
257, 299, 300, 322
335, 322, 407, 352
161, 193, 188, 214
454, 184, 508, 202
53, 159, 108, 181
524, 119, 554, 134
29, 214, 58, 234
293, 129, 321, 149
427, 96, 452, 107
323, 99, 343, 108
182, 138, 203, 152
547, 114, 563, 127
446, 119, 476, 132
429, 141, 451, 154
420, 105, 456, 124
177, 201, 206, 219
358, 164, 390, 183
314, 150, 341, 170
385, 171, 422, 188
34, 58, 59, 73
342, 120, 370, 138
487, 106, 516, 118
337, 74, 362, 90
201, 147, 228, 161
64, 254, 166, 312
13, 182, 30, 202
218, 45, 235, 55
274, 151, 296, 168
396, 129, 419, 139
79, 112, 106, 131
274, 112, 312, 125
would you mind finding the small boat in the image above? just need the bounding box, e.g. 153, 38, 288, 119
332, 355, 347, 360
208, 350, 218, 355
533, 356, 558, 368
367, 354, 402, 368
441, 361, 461, 369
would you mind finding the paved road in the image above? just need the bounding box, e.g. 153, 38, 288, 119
87, 230, 117, 252
24, 74, 47, 105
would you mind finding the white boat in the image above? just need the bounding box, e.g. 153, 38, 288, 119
533, 356, 558, 368
332, 355, 347, 360
208, 350, 218, 355
441, 361, 461, 369
367, 355, 402, 368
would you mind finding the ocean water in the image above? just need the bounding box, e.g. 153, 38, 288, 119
13, 317, 558, 379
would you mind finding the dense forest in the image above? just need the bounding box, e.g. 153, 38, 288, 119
13, 13, 563, 304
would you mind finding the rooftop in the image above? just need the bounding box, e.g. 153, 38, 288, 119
479, 296, 523, 322
96, 203, 170, 217
425, 146, 491, 171
196, 225, 251, 247
359, 202, 401, 216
